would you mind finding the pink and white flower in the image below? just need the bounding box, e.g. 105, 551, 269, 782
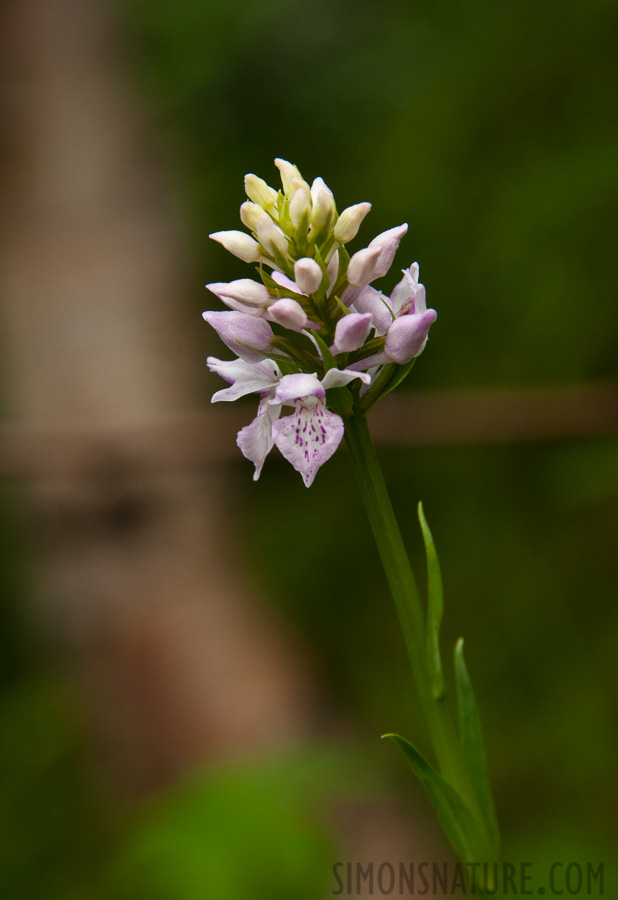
207, 357, 369, 486
347, 262, 437, 368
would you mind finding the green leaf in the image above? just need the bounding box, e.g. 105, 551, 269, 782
418, 502, 445, 700
326, 385, 353, 418
308, 329, 336, 372
270, 336, 321, 371
270, 241, 294, 278
382, 733, 485, 863
454, 639, 500, 857
276, 356, 303, 376
359, 359, 417, 413
379, 356, 417, 398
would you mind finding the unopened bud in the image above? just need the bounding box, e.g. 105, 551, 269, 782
267, 298, 308, 331
289, 187, 311, 229
240, 201, 269, 232
346, 246, 381, 287
384, 310, 437, 364
274, 158, 307, 195
206, 278, 270, 309
257, 216, 289, 256
368, 223, 408, 278
210, 230, 261, 263
202, 310, 274, 362
294, 258, 323, 295
333, 313, 373, 353
334, 202, 372, 244
310, 177, 336, 232
244, 173, 278, 209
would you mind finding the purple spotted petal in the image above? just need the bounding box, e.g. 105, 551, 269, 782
272, 398, 344, 487
237, 397, 282, 481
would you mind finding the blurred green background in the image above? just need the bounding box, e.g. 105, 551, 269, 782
1, 0, 617, 896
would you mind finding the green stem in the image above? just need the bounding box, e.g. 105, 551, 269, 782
344, 394, 472, 800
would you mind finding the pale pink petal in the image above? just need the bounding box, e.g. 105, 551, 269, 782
266, 298, 307, 331
321, 368, 371, 389
333, 313, 373, 353
206, 278, 270, 309
351, 286, 393, 335
237, 398, 282, 481
347, 247, 381, 287
271, 271, 301, 293
389, 264, 426, 316
207, 357, 279, 402
368, 224, 408, 278
293, 258, 323, 295
346, 351, 389, 372
273, 372, 324, 405
340, 284, 361, 307
413, 283, 427, 315
203, 311, 274, 362
326, 250, 339, 290
272, 399, 344, 487
384, 310, 437, 364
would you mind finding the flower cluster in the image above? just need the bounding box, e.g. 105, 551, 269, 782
204, 158, 436, 486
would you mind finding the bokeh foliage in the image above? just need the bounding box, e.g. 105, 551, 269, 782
2, 0, 617, 895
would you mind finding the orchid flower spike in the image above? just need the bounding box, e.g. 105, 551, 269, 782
202, 158, 437, 484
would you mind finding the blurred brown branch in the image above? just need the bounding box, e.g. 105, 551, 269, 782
0, 381, 616, 480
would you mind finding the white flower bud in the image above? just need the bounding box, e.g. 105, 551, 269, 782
257, 216, 289, 256
209, 230, 261, 263
333, 202, 372, 244
240, 201, 269, 232
310, 177, 336, 231
289, 187, 311, 228
267, 298, 308, 331
206, 278, 270, 309
274, 158, 307, 195
346, 246, 381, 287
294, 258, 323, 295
244, 173, 278, 209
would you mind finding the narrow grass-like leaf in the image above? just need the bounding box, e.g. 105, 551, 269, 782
418, 503, 445, 699
360, 358, 417, 413
383, 733, 487, 862
379, 356, 416, 399
454, 639, 500, 856
308, 329, 336, 372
